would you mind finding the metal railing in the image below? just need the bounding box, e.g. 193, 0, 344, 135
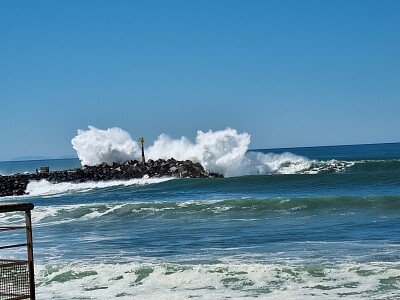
0, 203, 35, 300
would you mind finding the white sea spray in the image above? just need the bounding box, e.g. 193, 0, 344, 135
71, 126, 140, 166
25, 178, 173, 197
146, 128, 252, 177
71, 126, 314, 177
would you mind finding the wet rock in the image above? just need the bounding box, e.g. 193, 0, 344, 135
0, 159, 223, 197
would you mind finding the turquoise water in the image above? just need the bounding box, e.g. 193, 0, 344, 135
1, 143, 399, 299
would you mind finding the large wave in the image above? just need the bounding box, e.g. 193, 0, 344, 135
71, 126, 312, 177
71, 126, 139, 166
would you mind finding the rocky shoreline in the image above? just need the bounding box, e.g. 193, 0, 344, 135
0, 159, 223, 197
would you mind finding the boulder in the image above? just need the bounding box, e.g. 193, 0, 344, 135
0, 158, 223, 197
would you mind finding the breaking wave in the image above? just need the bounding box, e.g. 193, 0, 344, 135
73, 127, 398, 177
71, 126, 140, 167
3, 196, 398, 226
35, 260, 400, 300
71, 126, 329, 177
25, 178, 174, 197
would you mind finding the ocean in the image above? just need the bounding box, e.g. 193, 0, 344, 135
1, 142, 399, 299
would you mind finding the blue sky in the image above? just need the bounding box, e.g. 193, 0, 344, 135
0, 0, 399, 161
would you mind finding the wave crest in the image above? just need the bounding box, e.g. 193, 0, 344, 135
71, 126, 360, 177
25, 178, 173, 197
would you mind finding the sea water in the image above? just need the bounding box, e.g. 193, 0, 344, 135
1, 141, 399, 299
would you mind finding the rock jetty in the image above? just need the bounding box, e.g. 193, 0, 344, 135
0, 159, 223, 197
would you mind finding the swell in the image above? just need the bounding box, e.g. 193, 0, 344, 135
295, 159, 400, 175
347, 159, 400, 174
167, 172, 400, 197
12, 169, 399, 204
4, 196, 398, 226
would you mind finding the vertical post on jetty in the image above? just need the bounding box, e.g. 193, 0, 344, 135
139, 137, 145, 164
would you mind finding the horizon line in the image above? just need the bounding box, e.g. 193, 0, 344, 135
1, 141, 399, 163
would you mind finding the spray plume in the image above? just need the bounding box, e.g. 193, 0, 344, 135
71, 126, 310, 177
71, 126, 140, 166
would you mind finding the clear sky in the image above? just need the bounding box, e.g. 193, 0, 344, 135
0, 0, 399, 161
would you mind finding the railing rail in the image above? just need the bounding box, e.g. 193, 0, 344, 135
0, 203, 35, 300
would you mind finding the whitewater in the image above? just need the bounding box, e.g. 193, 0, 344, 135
71, 126, 315, 177
1, 127, 399, 299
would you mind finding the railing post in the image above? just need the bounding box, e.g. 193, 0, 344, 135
25, 209, 35, 300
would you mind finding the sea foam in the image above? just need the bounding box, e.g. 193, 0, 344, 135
25, 178, 173, 197
35, 260, 400, 300
71, 126, 312, 177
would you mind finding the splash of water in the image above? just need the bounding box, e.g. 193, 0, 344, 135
71, 126, 311, 177
146, 128, 252, 177
71, 126, 140, 166
25, 178, 174, 197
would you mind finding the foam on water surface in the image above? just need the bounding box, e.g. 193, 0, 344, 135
25, 177, 174, 197
34, 261, 400, 299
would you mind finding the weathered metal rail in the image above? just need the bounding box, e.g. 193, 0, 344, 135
0, 203, 35, 300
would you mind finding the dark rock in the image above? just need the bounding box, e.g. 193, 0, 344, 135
0, 159, 223, 197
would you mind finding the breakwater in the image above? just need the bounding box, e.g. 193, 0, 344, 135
0, 159, 223, 197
